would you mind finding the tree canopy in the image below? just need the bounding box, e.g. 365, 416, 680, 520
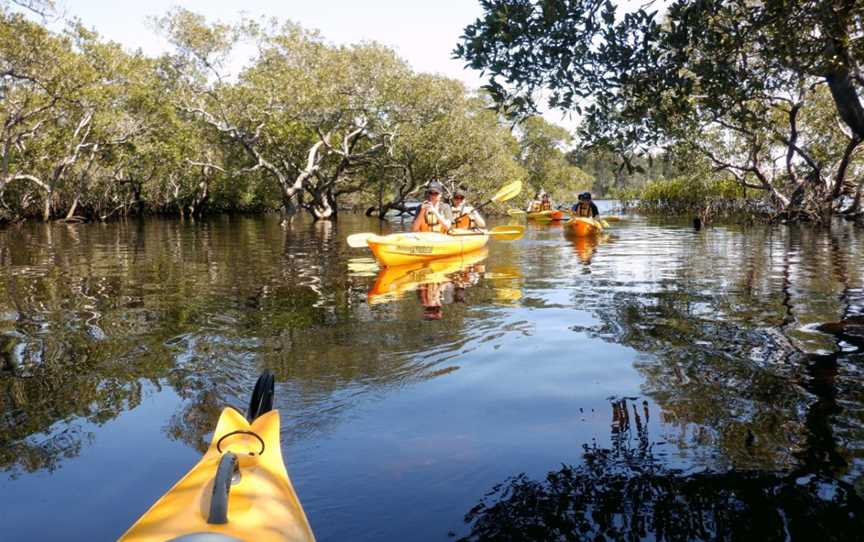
0, 5, 590, 223
457, 0, 864, 222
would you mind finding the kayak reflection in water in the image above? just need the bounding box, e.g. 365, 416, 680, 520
418, 262, 485, 320
568, 233, 600, 265
368, 249, 488, 307
564, 231, 613, 266
419, 281, 448, 320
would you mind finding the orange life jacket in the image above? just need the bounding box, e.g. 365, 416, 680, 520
452, 205, 478, 229
418, 205, 448, 233
574, 202, 594, 217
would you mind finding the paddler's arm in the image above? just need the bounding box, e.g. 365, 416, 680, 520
437, 204, 453, 230
471, 207, 486, 228
411, 203, 426, 232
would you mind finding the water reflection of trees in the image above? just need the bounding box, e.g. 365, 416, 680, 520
0, 217, 489, 471
570, 224, 864, 476
457, 398, 864, 542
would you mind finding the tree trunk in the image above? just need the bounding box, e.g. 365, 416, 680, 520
132, 181, 145, 216
42, 192, 51, 222
65, 195, 79, 220
309, 190, 336, 221
280, 192, 299, 225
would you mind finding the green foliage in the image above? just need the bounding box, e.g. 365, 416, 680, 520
0, 8, 580, 222
616, 175, 744, 210
457, 0, 864, 222
516, 115, 591, 205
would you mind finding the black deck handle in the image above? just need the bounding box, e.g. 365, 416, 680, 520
207, 452, 238, 525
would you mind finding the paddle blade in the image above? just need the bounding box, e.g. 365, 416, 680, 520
602, 216, 623, 222
488, 225, 525, 241
507, 208, 527, 217
600, 220, 610, 228
491, 180, 523, 203
347, 232, 376, 248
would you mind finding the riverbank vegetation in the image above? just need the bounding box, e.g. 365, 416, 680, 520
458, 0, 864, 224
0, 1, 590, 223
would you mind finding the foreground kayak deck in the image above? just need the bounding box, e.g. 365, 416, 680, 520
565, 217, 603, 237
366, 229, 489, 267
119, 407, 315, 542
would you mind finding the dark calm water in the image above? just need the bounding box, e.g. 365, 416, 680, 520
1, 206, 863, 540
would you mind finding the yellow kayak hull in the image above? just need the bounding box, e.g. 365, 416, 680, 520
367, 230, 489, 267
119, 408, 315, 542
527, 210, 565, 222
368, 248, 488, 304
565, 217, 603, 237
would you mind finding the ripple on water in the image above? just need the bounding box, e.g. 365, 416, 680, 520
1, 215, 863, 541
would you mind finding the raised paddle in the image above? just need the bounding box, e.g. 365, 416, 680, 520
451, 180, 523, 223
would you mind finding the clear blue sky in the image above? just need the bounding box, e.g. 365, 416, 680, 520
58, 0, 486, 88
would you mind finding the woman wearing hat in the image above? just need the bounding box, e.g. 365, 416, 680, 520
526, 189, 554, 213
571, 192, 599, 218
412, 180, 453, 233
451, 188, 486, 230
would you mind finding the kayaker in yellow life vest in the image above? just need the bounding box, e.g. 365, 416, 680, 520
412, 180, 453, 233
527, 190, 554, 212
451, 188, 486, 230
571, 191, 599, 218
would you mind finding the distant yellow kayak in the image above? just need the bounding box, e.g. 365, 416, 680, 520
565, 217, 603, 237
527, 210, 565, 222
367, 229, 489, 267
120, 373, 315, 542
368, 248, 488, 304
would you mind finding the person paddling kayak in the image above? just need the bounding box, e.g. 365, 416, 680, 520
451, 188, 486, 230
526, 190, 554, 212
412, 180, 453, 233
571, 192, 599, 218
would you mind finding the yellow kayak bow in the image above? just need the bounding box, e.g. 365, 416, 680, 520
120, 373, 315, 542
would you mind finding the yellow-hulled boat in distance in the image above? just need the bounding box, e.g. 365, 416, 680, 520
565, 216, 603, 237
527, 210, 566, 222
368, 247, 488, 304
366, 229, 489, 267
120, 373, 315, 542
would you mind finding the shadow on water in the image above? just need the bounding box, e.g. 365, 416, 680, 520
454, 400, 864, 542
0, 216, 481, 472
453, 220, 864, 541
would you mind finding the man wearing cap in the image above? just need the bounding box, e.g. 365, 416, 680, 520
572, 192, 599, 218
451, 188, 486, 230
412, 180, 453, 233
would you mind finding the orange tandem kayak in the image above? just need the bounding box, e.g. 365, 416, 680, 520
565, 217, 603, 237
